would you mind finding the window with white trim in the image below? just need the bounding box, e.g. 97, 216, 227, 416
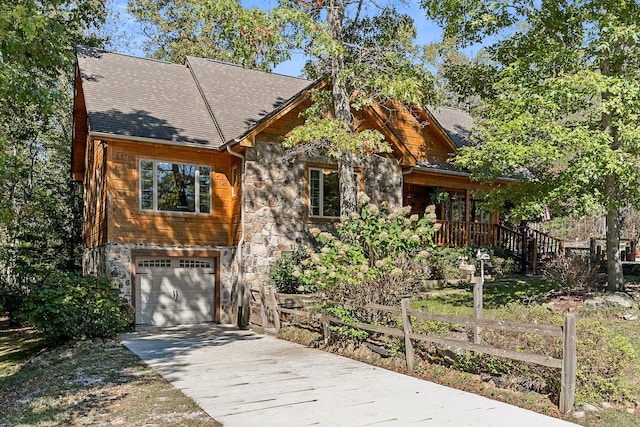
309, 168, 359, 218
140, 160, 211, 213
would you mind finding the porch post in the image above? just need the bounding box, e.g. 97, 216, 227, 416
520, 220, 529, 274
465, 189, 471, 246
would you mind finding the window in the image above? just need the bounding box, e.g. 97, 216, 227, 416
138, 259, 171, 268
140, 160, 211, 213
309, 167, 359, 218
179, 259, 212, 268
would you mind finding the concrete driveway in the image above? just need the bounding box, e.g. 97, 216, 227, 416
121, 325, 577, 426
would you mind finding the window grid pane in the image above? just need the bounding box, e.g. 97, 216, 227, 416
199, 166, 211, 214
179, 259, 212, 268
140, 160, 154, 210
138, 259, 171, 267
309, 169, 321, 216
140, 160, 211, 214
322, 170, 340, 217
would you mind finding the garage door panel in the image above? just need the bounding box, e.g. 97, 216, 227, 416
135, 260, 216, 326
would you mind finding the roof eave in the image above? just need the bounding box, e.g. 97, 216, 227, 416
89, 131, 220, 150
413, 165, 517, 183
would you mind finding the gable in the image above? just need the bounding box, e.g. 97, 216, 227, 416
186, 57, 313, 143
370, 103, 462, 165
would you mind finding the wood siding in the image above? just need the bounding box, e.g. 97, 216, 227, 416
372, 104, 455, 164
229, 155, 243, 245
104, 139, 235, 246
404, 170, 491, 191
83, 136, 108, 248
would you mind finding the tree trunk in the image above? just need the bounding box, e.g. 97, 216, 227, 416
600, 57, 624, 292
327, 0, 357, 215
605, 176, 624, 292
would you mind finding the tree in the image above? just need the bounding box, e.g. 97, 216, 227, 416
281, 0, 437, 215
0, 0, 106, 315
422, 0, 640, 291
128, 0, 436, 216
128, 0, 308, 70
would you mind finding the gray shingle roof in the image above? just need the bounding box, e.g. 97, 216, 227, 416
186, 57, 312, 142
76, 47, 314, 147
428, 106, 474, 148
77, 47, 222, 146
76, 47, 474, 151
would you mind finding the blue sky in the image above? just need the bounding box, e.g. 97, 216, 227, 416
110, 0, 452, 77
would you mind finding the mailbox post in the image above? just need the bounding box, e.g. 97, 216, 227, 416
474, 249, 490, 344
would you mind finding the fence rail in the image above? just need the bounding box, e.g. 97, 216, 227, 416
259, 284, 577, 414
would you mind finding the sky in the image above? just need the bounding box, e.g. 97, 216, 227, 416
110, 0, 456, 78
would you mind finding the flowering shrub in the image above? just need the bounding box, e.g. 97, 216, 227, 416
293, 194, 438, 329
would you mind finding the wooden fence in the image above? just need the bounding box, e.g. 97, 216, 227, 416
258, 283, 577, 414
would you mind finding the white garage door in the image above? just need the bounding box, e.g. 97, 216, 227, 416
135, 257, 215, 326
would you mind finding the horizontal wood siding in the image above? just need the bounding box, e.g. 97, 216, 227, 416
72, 68, 88, 182
105, 140, 233, 246
83, 136, 108, 248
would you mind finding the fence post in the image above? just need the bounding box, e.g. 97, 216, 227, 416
560, 314, 577, 414
473, 276, 483, 344
321, 313, 330, 345
259, 285, 269, 329
268, 286, 281, 332
401, 298, 415, 372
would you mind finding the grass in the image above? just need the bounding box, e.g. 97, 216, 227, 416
0, 320, 221, 427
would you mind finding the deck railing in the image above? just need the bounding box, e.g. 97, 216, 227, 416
434, 221, 494, 247
434, 221, 565, 272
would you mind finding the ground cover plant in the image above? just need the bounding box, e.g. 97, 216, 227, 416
413, 277, 640, 426
0, 320, 221, 426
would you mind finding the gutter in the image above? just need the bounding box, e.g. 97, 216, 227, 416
226, 145, 248, 328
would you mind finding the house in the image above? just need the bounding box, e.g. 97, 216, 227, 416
72, 46, 499, 327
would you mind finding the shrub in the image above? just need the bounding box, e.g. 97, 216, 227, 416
295, 194, 436, 327
427, 247, 473, 280
268, 247, 309, 294
0, 280, 27, 322
575, 318, 638, 403
485, 246, 519, 276
543, 254, 600, 293
19, 273, 128, 342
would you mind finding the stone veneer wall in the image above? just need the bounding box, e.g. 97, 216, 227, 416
243, 139, 403, 291
83, 243, 238, 324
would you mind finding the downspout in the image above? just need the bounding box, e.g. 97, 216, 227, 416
226, 145, 247, 327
